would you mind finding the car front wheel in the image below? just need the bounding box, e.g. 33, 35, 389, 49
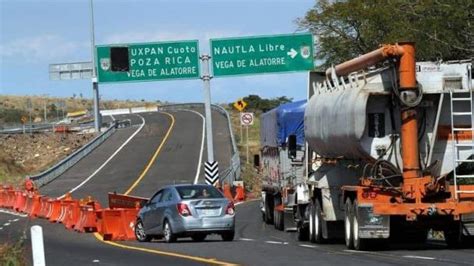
135, 219, 152, 242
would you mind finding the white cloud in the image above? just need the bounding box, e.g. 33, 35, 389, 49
0, 34, 89, 63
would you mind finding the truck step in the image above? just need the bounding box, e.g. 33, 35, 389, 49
453, 112, 473, 116
456, 159, 474, 163
455, 143, 474, 147
452, 97, 473, 101
453, 128, 473, 131
456, 174, 474, 178
457, 190, 474, 194
285, 227, 298, 232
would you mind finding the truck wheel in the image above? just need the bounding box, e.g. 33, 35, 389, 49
344, 198, 354, 249
297, 205, 309, 241
297, 224, 309, 241
273, 197, 284, 231
352, 199, 369, 250
313, 199, 324, 243
308, 201, 316, 243
264, 194, 274, 225
444, 222, 465, 249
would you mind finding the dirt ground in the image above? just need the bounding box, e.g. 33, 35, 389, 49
0, 132, 95, 186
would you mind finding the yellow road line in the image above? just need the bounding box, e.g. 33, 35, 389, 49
93, 233, 236, 265
95, 111, 237, 266
124, 111, 174, 195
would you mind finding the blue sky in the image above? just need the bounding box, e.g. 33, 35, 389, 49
1, 0, 315, 103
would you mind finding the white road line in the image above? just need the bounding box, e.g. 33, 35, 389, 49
238, 238, 255, 241
59, 114, 146, 198
12, 218, 19, 222
3, 222, 10, 226
265, 241, 288, 245
110, 115, 115, 121
181, 109, 205, 185
403, 255, 435, 260
0, 227, 3, 230
299, 244, 317, 248
0, 209, 28, 217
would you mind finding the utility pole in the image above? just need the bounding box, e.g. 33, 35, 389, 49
90, 0, 101, 132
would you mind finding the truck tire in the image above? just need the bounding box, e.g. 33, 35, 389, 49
444, 221, 466, 249
313, 199, 324, 243
352, 199, 369, 250
264, 194, 274, 224
344, 198, 354, 249
297, 205, 309, 241
273, 197, 284, 231
308, 201, 316, 243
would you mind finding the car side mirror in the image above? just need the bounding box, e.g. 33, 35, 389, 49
288, 134, 297, 159
253, 154, 260, 168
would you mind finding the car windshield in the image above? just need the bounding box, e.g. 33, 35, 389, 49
176, 186, 223, 199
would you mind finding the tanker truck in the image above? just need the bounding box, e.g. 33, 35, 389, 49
257, 42, 474, 250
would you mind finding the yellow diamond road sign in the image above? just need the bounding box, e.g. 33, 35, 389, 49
233, 99, 247, 112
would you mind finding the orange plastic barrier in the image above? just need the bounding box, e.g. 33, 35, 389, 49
96, 208, 139, 241
234, 185, 245, 202
28, 194, 43, 217
48, 199, 63, 222
5, 189, 17, 209
223, 183, 234, 202
75, 201, 101, 233
13, 191, 27, 212
64, 200, 81, 230
22, 192, 35, 214
57, 199, 76, 224
0, 186, 7, 207
38, 197, 52, 218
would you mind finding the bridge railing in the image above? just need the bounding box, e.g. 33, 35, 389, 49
30, 121, 117, 187
157, 103, 241, 184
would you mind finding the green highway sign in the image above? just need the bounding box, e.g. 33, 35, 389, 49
210, 33, 314, 77
96, 40, 200, 83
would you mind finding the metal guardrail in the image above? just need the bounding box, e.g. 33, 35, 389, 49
158, 103, 241, 184
30, 121, 117, 187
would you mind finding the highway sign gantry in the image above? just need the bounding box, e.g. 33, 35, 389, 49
96, 40, 200, 83
210, 33, 314, 77
204, 161, 219, 186
233, 99, 248, 112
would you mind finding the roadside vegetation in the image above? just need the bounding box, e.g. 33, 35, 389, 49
0, 236, 27, 266
0, 95, 158, 126
297, 0, 473, 68
227, 95, 293, 194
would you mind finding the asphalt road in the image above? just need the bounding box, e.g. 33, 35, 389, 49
2, 109, 474, 265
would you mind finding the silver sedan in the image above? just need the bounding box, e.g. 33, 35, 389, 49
134, 184, 235, 242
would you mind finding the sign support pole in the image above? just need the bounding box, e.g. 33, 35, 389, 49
89, 0, 101, 132
240, 112, 243, 144
246, 125, 249, 164
200, 54, 214, 163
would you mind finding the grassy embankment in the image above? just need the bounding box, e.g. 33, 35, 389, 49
228, 108, 262, 194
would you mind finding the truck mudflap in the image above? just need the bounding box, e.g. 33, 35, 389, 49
357, 203, 390, 239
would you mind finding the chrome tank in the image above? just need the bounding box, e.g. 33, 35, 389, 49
305, 88, 371, 160
305, 61, 473, 177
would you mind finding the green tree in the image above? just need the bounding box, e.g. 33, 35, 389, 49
297, 0, 474, 67
229, 95, 293, 112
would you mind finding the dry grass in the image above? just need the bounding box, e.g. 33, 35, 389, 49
0, 237, 27, 266
0, 95, 157, 124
